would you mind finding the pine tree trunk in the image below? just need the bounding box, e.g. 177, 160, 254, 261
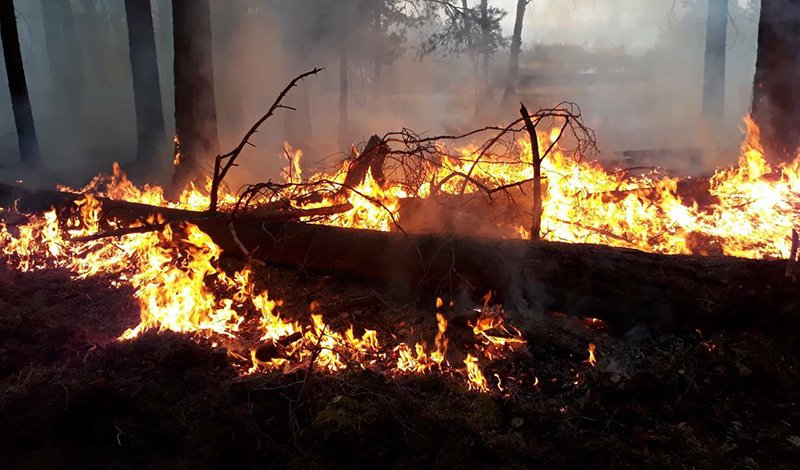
501, 0, 527, 107
59, 0, 83, 109
171, 0, 220, 191
0, 0, 41, 167
155, 0, 173, 127
752, 0, 800, 162
702, 0, 728, 120
480, 0, 490, 98
125, 0, 167, 165
80, 0, 109, 86
40, 0, 65, 92
40, 0, 83, 116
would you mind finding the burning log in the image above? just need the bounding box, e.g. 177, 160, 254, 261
202, 218, 797, 336
3, 183, 798, 337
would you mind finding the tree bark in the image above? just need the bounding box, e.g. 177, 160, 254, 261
501, 0, 528, 107
752, 0, 800, 162
2, 183, 797, 336
125, 0, 167, 165
172, 0, 220, 192
0, 0, 41, 167
702, 0, 728, 120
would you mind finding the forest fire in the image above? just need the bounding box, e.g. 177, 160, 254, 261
51, 114, 800, 261
1, 112, 796, 396
5, 0, 800, 467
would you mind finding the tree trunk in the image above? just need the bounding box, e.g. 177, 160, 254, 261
40, 0, 65, 93
80, 0, 109, 86
752, 0, 800, 162
155, 0, 173, 115
171, 0, 220, 192
501, 0, 528, 107
59, 0, 83, 107
125, 0, 167, 165
0, 0, 41, 167
480, 0, 490, 98
702, 0, 728, 120
40, 0, 84, 117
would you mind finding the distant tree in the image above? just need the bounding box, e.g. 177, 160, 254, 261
171, 0, 220, 191
420, 0, 507, 104
480, 0, 489, 94
751, 0, 800, 162
79, 0, 109, 86
702, 0, 728, 120
40, 0, 83, 111
0, 0, 41, 166
422, 1, 505, 60
274, 0, 316, 148
501, 0, 530, 106
124, 0, 167, 166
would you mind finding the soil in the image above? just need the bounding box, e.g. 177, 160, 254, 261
1, 259, 799, 470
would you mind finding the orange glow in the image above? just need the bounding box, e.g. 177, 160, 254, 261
585, 343, 597, 367
2, 115, 798, 394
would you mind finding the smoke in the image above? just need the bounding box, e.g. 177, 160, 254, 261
0, 0, 766, 188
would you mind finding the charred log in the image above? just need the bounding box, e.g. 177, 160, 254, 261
3, 184, 797, 337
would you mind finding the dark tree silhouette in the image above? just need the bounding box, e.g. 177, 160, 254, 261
172, 0, 220, 191
125, 0, 167, 165
501, 0, 529, 106
752, 0, 800, 162
702, 0, 728, 120
0, 0, 41, 166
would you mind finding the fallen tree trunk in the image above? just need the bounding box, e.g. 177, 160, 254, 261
210, 216, 798, 337
2, 183, 797, 336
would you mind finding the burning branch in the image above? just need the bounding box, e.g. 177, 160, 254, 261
208, 68, 324, 214
520, 102, 542, 240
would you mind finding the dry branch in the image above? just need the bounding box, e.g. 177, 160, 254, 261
208, 68, 324, 214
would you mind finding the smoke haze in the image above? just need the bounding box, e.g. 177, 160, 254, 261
0, 0, 764, 187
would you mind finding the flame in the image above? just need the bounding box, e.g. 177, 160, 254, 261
50, 115, 800, 260
463, 354, 489, 392
3, 115, 798, 394
585, 343, 597, 367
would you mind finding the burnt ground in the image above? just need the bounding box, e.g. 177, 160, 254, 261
1, 259, 800, 470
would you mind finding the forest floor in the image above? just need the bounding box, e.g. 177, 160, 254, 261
1, 259, 800, 470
